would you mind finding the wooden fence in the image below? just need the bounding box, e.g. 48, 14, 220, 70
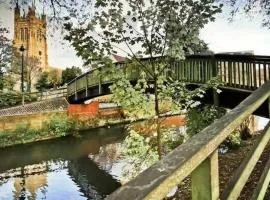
107, 81, 270, 200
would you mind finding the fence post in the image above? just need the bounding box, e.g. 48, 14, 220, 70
191, 150, 219, 200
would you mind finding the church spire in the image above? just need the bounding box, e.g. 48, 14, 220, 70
32, 0, 36, 9
15, 0, 19, 8
14, 0, 20, 20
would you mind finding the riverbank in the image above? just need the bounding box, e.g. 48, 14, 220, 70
0, 113, 185, 149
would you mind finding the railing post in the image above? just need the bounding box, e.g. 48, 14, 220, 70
213, 90, 219, 107
75, 78, 78, 101
211, 57, 217, 78
191, 150, 219, 200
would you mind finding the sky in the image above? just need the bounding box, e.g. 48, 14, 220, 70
0, 3, 270, 69
201, 12, 270, 55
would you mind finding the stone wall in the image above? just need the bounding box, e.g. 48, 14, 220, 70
0, 111, 66, 130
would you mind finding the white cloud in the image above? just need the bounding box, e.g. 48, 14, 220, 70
200, 13, 270, 55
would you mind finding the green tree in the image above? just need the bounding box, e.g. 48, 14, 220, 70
64, 0, 222, 159
36, 71, 51, 91
2, 75, 16, 91
48, 69, 61, 88
0, 23, 13, 90
61, 66, 82, 85
36, 70, 61, 91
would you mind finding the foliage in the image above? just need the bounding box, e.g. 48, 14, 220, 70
2, 75, 16, 91
161, 127, 188, 153
0, 114, 71, 148
44, 115, 72, 136
108, 64, 154, 119
160, 76, 222, 111
62, 0, 225, 179
0, 23, 13, 90
64, 0, 222, 125
187, 105, 242, 149
186, 105, 226, 137
65, 0, 222, 65
0, 91, 37, 108
224, 129, 241, 149
36, 72, 51, 90
61, 66, 82, 85
121, 125, 188, 182
48, 69, 61, 87
64, 0, 222, 128
121, 130, 159, 182
221, 0, 270, 28
184, 39, 213, 54
0, 113, 134, 148
36, 70, 61, 91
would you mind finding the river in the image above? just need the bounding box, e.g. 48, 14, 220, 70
0, 125, 127, 200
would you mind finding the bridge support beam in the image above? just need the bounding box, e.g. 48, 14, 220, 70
85, 76, 88, 97
191, 150, 219, 200
213, 90, 219, 107
98, 76, 102, 95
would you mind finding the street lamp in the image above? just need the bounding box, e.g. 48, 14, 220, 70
19, 44, 25, 106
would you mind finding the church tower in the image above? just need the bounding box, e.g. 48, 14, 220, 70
13, 1, 48, 71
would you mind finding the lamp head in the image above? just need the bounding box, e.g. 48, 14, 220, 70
19, 44, 25, 52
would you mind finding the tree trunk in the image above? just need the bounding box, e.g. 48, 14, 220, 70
153, 77, 162, 160
27, 72, 31, 92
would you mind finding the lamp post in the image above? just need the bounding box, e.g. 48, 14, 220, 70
19, 44, 25, 106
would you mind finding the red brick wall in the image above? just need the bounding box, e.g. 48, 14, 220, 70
99, 107, 123, 118
68, 101, 99, 117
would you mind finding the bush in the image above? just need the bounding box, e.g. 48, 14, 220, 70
186, 105, 226, 137
45, 115, 72, 136
186, 105, 242, 150
224, 130, 242, 149
0, 91, 38, 108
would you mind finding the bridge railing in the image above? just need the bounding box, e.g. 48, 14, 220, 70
107, 81, 270, 200
171, 54, 270, 90
171, 56, 216, 83
28, 87, 67, 101
67, 54, 270, 98
216, 54, 270, 89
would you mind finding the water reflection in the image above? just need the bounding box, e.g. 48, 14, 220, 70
0, 125, 126, 200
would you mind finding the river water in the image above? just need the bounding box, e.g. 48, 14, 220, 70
0, 125, 128, 200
